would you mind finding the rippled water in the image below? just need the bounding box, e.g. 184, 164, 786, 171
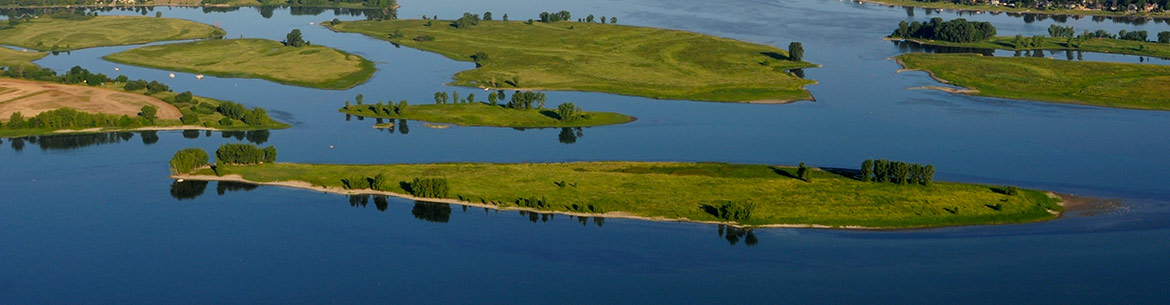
2, 0, 1169, 303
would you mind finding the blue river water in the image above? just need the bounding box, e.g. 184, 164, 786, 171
1, 0, 1169, 303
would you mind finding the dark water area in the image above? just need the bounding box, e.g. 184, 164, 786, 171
2, 0, 1170, 304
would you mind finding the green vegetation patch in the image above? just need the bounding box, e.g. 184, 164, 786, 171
328, 19, 816, 102
340, 102, 633, 128
104, 38, 375, 89
0, 47, 45, 67
897, 53, 1170, 111
0, 15, 225, 51
194, 161, 1063, 228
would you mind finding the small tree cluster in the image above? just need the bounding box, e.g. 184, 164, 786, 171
716, 201, 755, 221
1118, 29, 1149, 42
453, 12, 480, 28
1048, 24, 1076, 38
508, 91, 547, 109
889, 18, 997, 43
215, 143, 276, 165
216, 101, 271, 126
1160, 31, 1170, 43
538, 10, 572, 23
861, 159, 934, 186
285, 29, 307, 47
4, 108, 149, 130
170, 148, 209, 174
409, 177, 449, 198
556, 102, 583, 121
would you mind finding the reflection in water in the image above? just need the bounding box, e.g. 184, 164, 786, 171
571, 215, 605, 227
558, 127, 583, 144
7, 132, 135, 151
892, 40, 994, 56
349, 194, 369, 207
182, 130, 201, 139
717, 225, 759, 247
170, 180, 209, 201
374, 196, 389, 211
412, 201, 452, 223
221, 130, 270, 144
140, 131, 159, 145
10, 138, 23, 151
216, 181, 259, 195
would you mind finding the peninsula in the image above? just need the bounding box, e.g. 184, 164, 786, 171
326, 14, 817, 103
0, 14, 225, 51
104, 38, 375, 89
339, 92, 634, 128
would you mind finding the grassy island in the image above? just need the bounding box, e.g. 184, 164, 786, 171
340, 100, 633, 128
896, 35, 1170, 59
326, 18, 817, 102
0, 66, 289, 137
104, 38, 375, 89
0, 15, 225, 51
888, 18, 1170, 58
897, 53, 1170, 110
173, 158, 1064, 229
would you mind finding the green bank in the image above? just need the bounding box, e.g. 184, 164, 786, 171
897, 53, 1170, 110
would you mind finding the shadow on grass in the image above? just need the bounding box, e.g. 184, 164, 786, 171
760, 51, 789, 60
539, 109, 562, 120
821, 167, 861, 180
770, 166, 800, 180
699, 204, 719, 218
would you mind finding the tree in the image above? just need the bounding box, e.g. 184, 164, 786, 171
557, 102, 580, 121
262, 146, 277, 163
169, 148, 209, 174
454, 12, 480, 29
8, 112, 25, 128
285, 29, 306, 47
922, 165, 935, 186
1159, 31, 1170, 43
860, 159, 874, 182
466, 93, 475, 104
797, 162, 811, 181
488, 92, 498, 106
502, 14, 508, 21
355, 94, 364, 105
788, 42, 804, 61
610, 17, 616, 24
396, 100, 408, 114
434, 92, 443, 104
483, 11, 492, 21
586, 14, 595, 23
140, 105, 158, 122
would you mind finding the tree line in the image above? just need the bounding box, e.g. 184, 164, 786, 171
890, 18, 997, 43
215, 143, 276, 166
340, 174, 450, 199
859, 159, 935, 186
2, 107, 153, 130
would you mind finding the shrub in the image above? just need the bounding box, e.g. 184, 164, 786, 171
860, 159, 874, 182
180, 110, 200, 124
717, 201, 755, 221
371, 173, 393, 191
342, 176, 371, 190
556, 102, 581, 121
797, 162, 811, 181
169, 148, 209, 174
409, 177, 449, 198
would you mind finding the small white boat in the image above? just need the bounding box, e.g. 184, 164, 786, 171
169, 73, 175, 78
196, 74, 204, 80
114, 67, 119, 71
177, 179, 185, 182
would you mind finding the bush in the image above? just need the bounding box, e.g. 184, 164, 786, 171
1160, 31, 1170, 43
180, 110, 200, 124
342, 176, 371, 190
371, 173, 393, 191
717, 201, 755, 221
169, 148, 209, 174
556, 102, 581, 121
797, 162, 811, 181
409, 177, 449, 198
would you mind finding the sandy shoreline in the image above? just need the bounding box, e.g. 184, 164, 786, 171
0, 125, 250, 138
172, 173, 1072, 230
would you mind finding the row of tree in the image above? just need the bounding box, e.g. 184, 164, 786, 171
859, 159, 935, 186
1, 107, 152, 130
215, 143, 276, 166
216, 101, 272, 126
890, 18, 997, 43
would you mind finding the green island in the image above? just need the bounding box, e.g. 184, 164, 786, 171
171, 146, 1065, 229
326, 12, 817, 103
889, 18, 1170, 58
0, 65, 289, 138
896, 53, 1170, 110
103, 37, 375, 89
0, 14, 225, 51
339, 91, 634, 128
864, 0, 1170, 18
